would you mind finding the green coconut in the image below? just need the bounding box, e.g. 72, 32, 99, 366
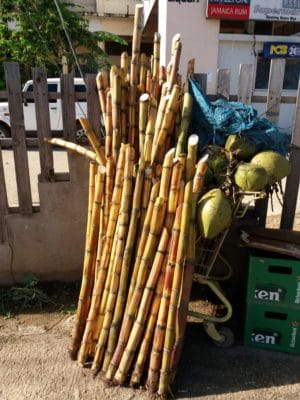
234, 163, 268, 191
225, 135, 257, 161
251, 151, 291, 184
197, 188, 232, 239
206, 145, 228, 173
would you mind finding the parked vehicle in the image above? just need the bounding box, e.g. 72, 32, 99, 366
0, 78, 87, 140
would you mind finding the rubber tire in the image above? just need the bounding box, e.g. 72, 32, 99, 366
76, 122, 87, 143
0, 124, 11, 138
211, 326, 235, 348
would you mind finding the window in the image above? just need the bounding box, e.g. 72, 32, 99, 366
74, 84, 86, 102
255, 55, 300, 90
25, 83, 58, 103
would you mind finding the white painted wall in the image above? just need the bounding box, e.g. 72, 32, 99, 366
218, 34, 300, 133
96, 0, 141, 15
158, 0, 220, 94
88, 15, 134, 36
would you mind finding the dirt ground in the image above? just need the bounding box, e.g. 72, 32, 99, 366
1, 149, 300, 399
1, 309, 300, 400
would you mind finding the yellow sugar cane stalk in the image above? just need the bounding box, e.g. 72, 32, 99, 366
107, 196, 167, 382
92, 146, 135, 372
151, 95, 169, 153
111, 66, 122, 162
169, 156, 208, 382
103, 161, 145, 372
128, 4, 143, 147
151, 85, 181, 166
46, 138, 97, 163
125, 180, 160, 312
79, 118, 106, 166
150, 33, 161, 100
139, 166, 153, 234
138, 53, 147, 93
103, 157, 115, 232
114, 228, 170, 385
147, 205, 182, 393
76, 146, 126, 360
165, 158, 184, 232
92, 216, 119, 356
96, 71, 108, 133
69, 165, 106, 360
158, 181, 193, 397
168, 34, 182, 93
159, 148, 176, 201
139, 93, 149, 161
105, 90, 113, 159
186, 134, 199, 181
79, 215, 120, 364
120, 78, 128, 144
175, 92, 193, 157
130, 246, 169, 387
86, 162, 98, 244
120, 51, 129, 79
146, 69, 152, 94
144, 97, 158, 164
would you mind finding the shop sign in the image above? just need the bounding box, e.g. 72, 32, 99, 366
250, 0, 300, 22
206, 0, 300, 21
263, 42, 300, 58
206, 0, 250, 20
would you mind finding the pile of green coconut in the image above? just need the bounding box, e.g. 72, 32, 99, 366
197, 134, 291, 240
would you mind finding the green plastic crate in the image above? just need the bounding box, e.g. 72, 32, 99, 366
244, 303, 300, 354
247, 255, 300, 308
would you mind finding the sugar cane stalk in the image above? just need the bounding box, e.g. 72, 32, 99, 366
92, 146, 135, 372
139, 93, 149, 161
169, 156, 208, 382
175, 92, 193, 157
147, 205, 182, 392
114, 228, 170, 384
69, 165, 106, 360
105, 90, 113, 159
158, 181, 193, 397
79, 118, 106, 166
102, 162, 145, 372
46, 138, 97, 163
130, 246, 169, 386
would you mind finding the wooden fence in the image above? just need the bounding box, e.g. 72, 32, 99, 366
0, 60, 300, 240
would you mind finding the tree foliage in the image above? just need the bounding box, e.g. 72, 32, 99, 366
0, 0, 126, 79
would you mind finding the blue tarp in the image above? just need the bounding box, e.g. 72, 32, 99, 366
188, 78, 291, 156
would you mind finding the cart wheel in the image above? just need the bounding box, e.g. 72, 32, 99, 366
211, 326, 234, 348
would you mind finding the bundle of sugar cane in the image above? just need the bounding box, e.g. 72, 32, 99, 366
46, 4, 210, 398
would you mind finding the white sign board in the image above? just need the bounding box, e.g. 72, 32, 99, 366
249, 0, 300, 22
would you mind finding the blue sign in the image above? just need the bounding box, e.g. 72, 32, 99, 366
263, 42, 300, 58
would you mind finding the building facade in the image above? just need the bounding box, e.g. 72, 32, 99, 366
143, 0, 300, 133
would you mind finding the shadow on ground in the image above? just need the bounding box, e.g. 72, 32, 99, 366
175, 321, 300, 398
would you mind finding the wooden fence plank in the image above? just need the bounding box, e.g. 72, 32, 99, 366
266, 58, 286, 124
61, 74, 77, 142
0, 144, 8, 242
217, 68, 231, 99
256, 59, 286, 226
32, 68, 55, 182
4, 62, 32, 214
280, 77, 300, 229
86, 74, 102, 139
238, 64, 254, 104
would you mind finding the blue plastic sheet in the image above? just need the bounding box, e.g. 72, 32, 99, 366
188, 78, 291, 155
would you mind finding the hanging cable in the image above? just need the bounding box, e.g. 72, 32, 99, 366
53, 0, 86, 86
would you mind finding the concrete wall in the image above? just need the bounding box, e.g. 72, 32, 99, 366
0, 154, 89, 285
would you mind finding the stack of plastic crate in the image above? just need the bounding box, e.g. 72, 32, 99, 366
244, 254, 300, 354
